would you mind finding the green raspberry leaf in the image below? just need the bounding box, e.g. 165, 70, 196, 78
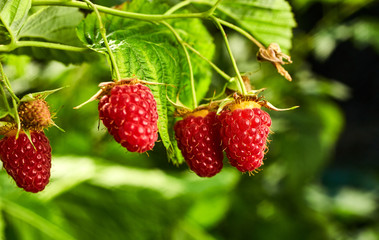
18, 6, 84, 46
169, 17, 215, 106
0, 68, 14, 120
0, 2, 97, 64
222, 0, 296, 52
0, 85, 11, 119
0, 0, 31, 44
15, 6, 97, 64
0, 22, 11, 45
196, 0, 296, 52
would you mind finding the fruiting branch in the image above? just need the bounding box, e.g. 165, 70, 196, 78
216, 18, 265, 49
206, 0, 223, 16
32, 0, 207, 21
164, 0, 192, 15
184, 42, 232, 81
211, 16, 247, 95
0, 63, 20, 103
161, 21, 197, 109
0, 41, 87, 53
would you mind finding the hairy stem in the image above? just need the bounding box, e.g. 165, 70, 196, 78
217, 18, 265, 49
206, 0, 223, 16
83, 0, 121, 81
161, 21, 197, 109
211, 16, 246, 95
184, 42, 231, 81
12, 97, 21, 138
32, 0, 206, 20
0, 63, 19, 103
165, 0, 192, 15
0, 41, 86, 52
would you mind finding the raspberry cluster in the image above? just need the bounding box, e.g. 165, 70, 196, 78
98, 83, 159, 153
174, 101, 272, 176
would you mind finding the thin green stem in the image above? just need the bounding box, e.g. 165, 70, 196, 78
211, 16, 246, 95
83, 0, 121, 81
161, 21, 197, 109
32, 0, 206, 20
0, 63, 19, 103
12, 98, 21, 137
217, 18, 265, 49
184, 42, 231, 81
164, 0, 192, 15
0, 41, 86, 52
1, 65, 21, 136
206, 0, 223, 16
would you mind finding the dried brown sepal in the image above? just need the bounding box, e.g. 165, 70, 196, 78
257, 43, 293, 81
242, 75, 252, 92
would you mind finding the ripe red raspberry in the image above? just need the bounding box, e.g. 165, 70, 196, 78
98, 83, 158, 153
0, 131, 52, 193
174, 110, 223, 177
18, 99, 52, 130
219, 101, 271, 173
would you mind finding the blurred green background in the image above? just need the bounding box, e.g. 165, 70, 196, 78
1, 0, 378, 239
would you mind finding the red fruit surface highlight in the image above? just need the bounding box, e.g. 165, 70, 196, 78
0, 131, 52, 193
98, 84, 158, 153
174, 110, 223, 177
220, 102, 271, 173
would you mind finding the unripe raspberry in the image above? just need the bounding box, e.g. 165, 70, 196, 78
219, 101, 271, 173
174, 110, 223, 177
18, 99, 52, 130
98, 83, 158, 153
0, 131, 52, 193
